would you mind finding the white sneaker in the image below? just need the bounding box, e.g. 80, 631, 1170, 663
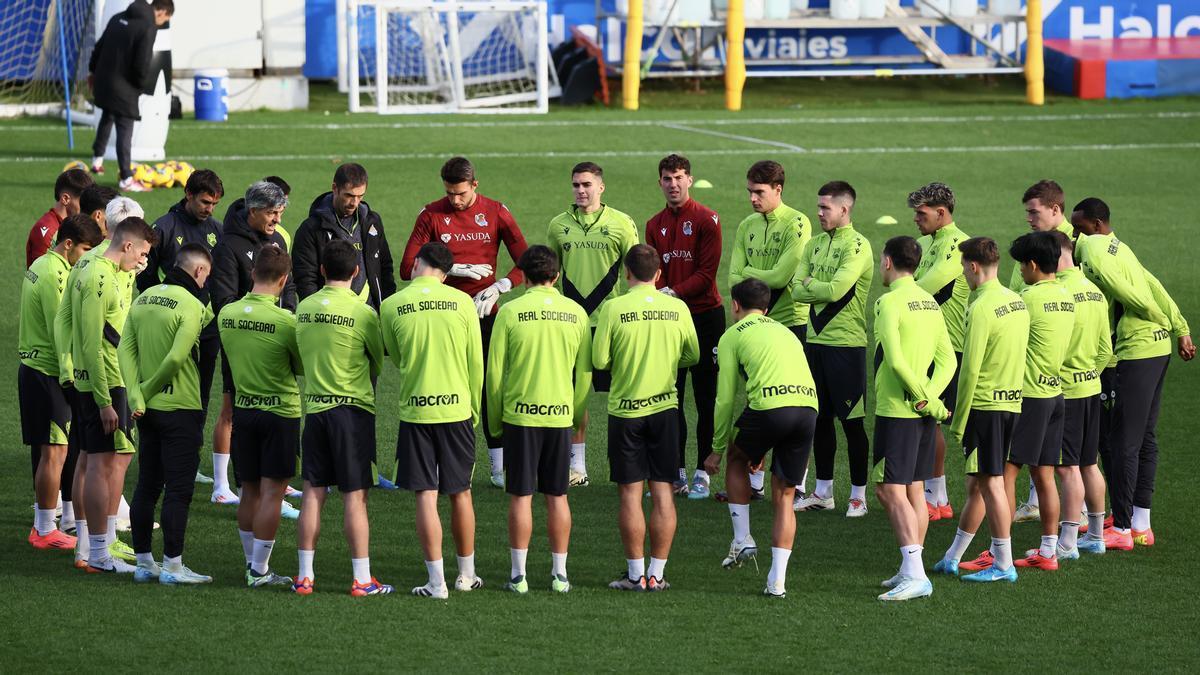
454, 575, 484, 591
1014, 501, 1040, 522
115, 517, 159, 532
160, 564, 213, 585
763, 580, 786, 598
411, 582, 449, 599
195, 471, 214, 485
568, 469, 590, 487
881, 572, 904, 589
118, 177, 151, 192
211, 489, 240, 505
795, 494, 835, 512
280, 500, 300, 520
134, 561, 161, 583
285, 485, 303, 499
722, 535, 758, 569
846, 498, 868, 518
88, 557, 136, 574
489, 473, 505, 489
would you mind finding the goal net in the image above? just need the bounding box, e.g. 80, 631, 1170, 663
0, 0, 94, 118
348, 0, 554, 114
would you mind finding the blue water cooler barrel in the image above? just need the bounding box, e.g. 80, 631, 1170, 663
194, 69, 229, 122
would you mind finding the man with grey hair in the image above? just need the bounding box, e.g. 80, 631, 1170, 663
209, 181, 296, 506
908, 182, 971, 523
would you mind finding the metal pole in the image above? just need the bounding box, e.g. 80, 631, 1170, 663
57, 0, 75, 149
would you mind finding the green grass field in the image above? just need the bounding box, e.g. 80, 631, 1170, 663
3, 79, 1200, 671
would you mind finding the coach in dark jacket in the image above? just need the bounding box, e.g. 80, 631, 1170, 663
292, 162, 396, 310
88, 0, 173, 184
210, 181, 297, 314
139, 169, 225, 292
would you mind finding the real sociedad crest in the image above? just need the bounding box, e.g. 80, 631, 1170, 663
207, 233, 217, 247
440, 233, 452, 243
475, 213, 488, 227
683, 221, 693, 236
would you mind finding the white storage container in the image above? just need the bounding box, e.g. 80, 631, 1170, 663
919, 0, 950, 17
765, 0, 790, 19
830, 0, 860, 19
791, 0, 809, 11
860, 0, 886, 18
677, 0, 715, 22
950, 0, 977, 16
744, 0, 766, 20
988, 0, 1021, 15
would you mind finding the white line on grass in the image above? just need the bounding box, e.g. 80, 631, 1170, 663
660, 122, 806, 152
3, 141, 1198, 164
3, 110, 1199, 132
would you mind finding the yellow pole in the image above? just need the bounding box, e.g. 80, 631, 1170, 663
1025, 0, 1044, 105
623, 0, 644, 110
725, 0, 746, 111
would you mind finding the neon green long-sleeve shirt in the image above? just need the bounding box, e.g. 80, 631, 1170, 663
793, 224, 873, 347
729, 203, 810, 327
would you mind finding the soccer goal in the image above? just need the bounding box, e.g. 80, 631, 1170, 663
346, 0, 555, 114
0, 0, 94, 143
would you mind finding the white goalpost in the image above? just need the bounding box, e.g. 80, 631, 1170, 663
347, 0, 555, 114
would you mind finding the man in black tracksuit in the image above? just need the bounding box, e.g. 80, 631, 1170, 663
88, 0, 173, 186
292, 163, 396, 310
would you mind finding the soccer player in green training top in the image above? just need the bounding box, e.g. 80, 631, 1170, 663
1072, 197, 1193, 550
20, 213, 102, 550
871, 236, 957, 602
1006, 232, 1075, 571
67, 217, 155, 574
594, 245, 699, 591
381, 242, 485, 600
121, 243, 214, 585
1008, 180, 1077, 524
54, 190, 134, 568
792, 181, 873, 516
218, 246, 302, 588
931, 237, 1029, 584
546, 161, 639, 488
703, 279, 817, 598
486, 245, 592, 594
294, 240, 391, 597
729, 160, 811, 499
908, 182, 970, 522
1051, 231, 1113, 555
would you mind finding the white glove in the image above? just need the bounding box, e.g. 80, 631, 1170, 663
660, 286, 679, 298
449, 263, 493, 281
473, 278, 512, 317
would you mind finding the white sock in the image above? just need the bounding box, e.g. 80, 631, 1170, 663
298, 549, 315, 580
992, 537, 1013, 569
106, 515, 117, 546
1059, 522, 1079, 551
1086, 511, 1105, 537
749, 470, 765, 492
815, 479, 833, 499
457, 553, 475, 580
489, 447, 503, 476
426, 559, 446, 587
551, 551, 567, 578
239, 529, 255, 565
729, 503, 751, 542
88, 534, 108, 565
213, 452, 231, 492
849, 484, 866, 502
118, 494, 130, 520
510, 548, 528, 579
946, 528, 975, 563
799, 466, 810, 493
1039, 534, 1058, 558
693, 469, 709, 483
1131, 506, 1151, 531
1027, 479, 1039, 507
351, 557, 371, 585
164, 555, 181, 568
35, 508, 56, 536
252, 539, 275, 575
76, 521, 90, 560
61, 501, 75, 527
900, 545, 926, 580
930, 475, 947, 505
570, 443, 586, 474
626, 557, 645, 580
136, 552, 154, 566
924, 480, 936, 505
647, 557, 667, 580
768, 546, 792, 587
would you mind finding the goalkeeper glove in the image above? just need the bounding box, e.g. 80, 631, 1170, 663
473, 278, 512, 317
449, 263, 493, 281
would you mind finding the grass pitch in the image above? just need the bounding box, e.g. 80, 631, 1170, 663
2, 80, 1200, 671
